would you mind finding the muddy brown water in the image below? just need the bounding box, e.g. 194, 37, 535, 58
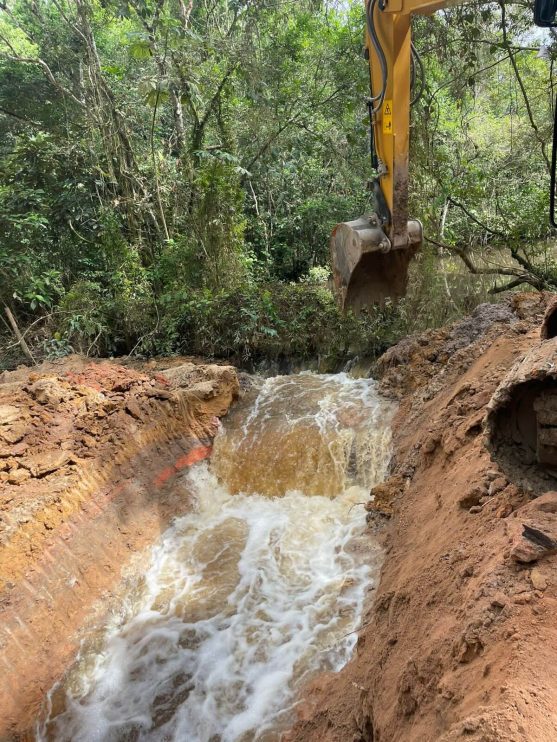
38, 373, 395, 742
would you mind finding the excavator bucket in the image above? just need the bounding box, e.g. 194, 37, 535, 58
330, 216, 422, 312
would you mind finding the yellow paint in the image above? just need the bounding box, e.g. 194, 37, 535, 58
366, 6, 411, 240
364, 0, 465, 241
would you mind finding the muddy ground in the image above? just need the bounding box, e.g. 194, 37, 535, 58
4, 294, 557, 742
290, 292, 557, 741
0, 356, 238, 739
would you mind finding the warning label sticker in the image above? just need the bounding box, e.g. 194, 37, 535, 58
382, 99, 393, 134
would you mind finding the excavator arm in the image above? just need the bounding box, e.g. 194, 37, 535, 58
331, 0, 557, 312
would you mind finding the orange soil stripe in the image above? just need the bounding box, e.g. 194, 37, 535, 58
4, 444, 212, 589
152, 444, 212, 487
175, 445, 212, 470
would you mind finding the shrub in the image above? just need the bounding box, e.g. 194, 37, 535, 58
158, 283, 406, 369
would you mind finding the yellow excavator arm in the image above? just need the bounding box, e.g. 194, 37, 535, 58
331, 0, 557, 312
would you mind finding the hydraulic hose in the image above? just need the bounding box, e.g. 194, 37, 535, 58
367, 65, 379, 171
366, 0, 388, 114
411, 42, 425, 106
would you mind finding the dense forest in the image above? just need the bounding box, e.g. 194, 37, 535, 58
0, 0, 556, 369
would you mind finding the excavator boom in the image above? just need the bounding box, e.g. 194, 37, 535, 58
330, 0, 436, 311
332, 0, 557, 311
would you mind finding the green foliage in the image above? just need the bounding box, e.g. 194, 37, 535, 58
1, 0, 557, 369
40, 336, 74, 360
56, 218, 155, 355
157, 283, 405, 369
191, 159, 250, 291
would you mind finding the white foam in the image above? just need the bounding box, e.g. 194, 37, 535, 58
40, 374, 395, 742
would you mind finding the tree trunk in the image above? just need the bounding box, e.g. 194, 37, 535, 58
4, 307, 36, 365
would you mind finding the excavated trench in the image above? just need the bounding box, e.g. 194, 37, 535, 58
6, 295, 557, 742
287, 295, 557, 742
31, 372, 395, 741
0, 358, 239, 739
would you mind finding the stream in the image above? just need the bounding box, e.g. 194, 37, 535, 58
39, 372, 395, 742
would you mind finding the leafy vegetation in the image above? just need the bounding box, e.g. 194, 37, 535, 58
0, 0, 556, 368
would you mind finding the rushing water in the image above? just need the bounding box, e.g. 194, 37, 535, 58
39, 373, 395, 742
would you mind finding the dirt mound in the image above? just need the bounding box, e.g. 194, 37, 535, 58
0, 356, 238, 739
289, 294, 557, 742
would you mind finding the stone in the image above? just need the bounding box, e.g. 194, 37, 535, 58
530, 567, 548, 591
8, 468, 30, 485
125, 397, 142, 420
462, 719, 480, 733
490, 594, 508, 610
0, 424, 26, 444
0, 441, 27, 458
21, 450, 71, 477
532, 492, 557, 514
496, 503, 514, 519
510, 538, 545, 564
512, 592, 533, 605
422, 434, 440, 454
185, 381, 218, 399
367, 475, 405, 517
510, 522, 557, 563
27, 378, 67, 406
488, 477, 508, 497
81, 434, 96, 448
458, 486, 485, 509
144, 388, 173, 400
0, 405, 20, 425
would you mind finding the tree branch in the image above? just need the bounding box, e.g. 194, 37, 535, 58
489, 277, 528, 294
245, 111, 302, 171
1, 48, 84, 107
0, 104, 42, 127
499, 0, 551, 172
198, 63, 238, 130
446, 197, 507, 240
424, 235, 549, 291
424, 236, 522, 278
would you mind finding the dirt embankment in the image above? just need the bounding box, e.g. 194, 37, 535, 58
290, 293, 557, 742
0, 356, 238, 740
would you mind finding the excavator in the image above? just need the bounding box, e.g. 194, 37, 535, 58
330, 0, 557, 312
332, 0, 557, 485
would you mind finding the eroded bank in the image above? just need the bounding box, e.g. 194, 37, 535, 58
289, 294, 557, 742
0, 357, 239, 738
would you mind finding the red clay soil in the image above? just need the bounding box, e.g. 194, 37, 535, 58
0, 356, 238, 740
289, 293, 557, 742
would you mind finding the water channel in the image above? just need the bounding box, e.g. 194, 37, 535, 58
39, 372, 395, 742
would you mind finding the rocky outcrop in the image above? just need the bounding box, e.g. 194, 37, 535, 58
0, 356, 238, 739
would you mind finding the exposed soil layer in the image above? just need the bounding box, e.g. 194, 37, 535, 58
0, 356, 238, 740
289, 293, 557, 742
